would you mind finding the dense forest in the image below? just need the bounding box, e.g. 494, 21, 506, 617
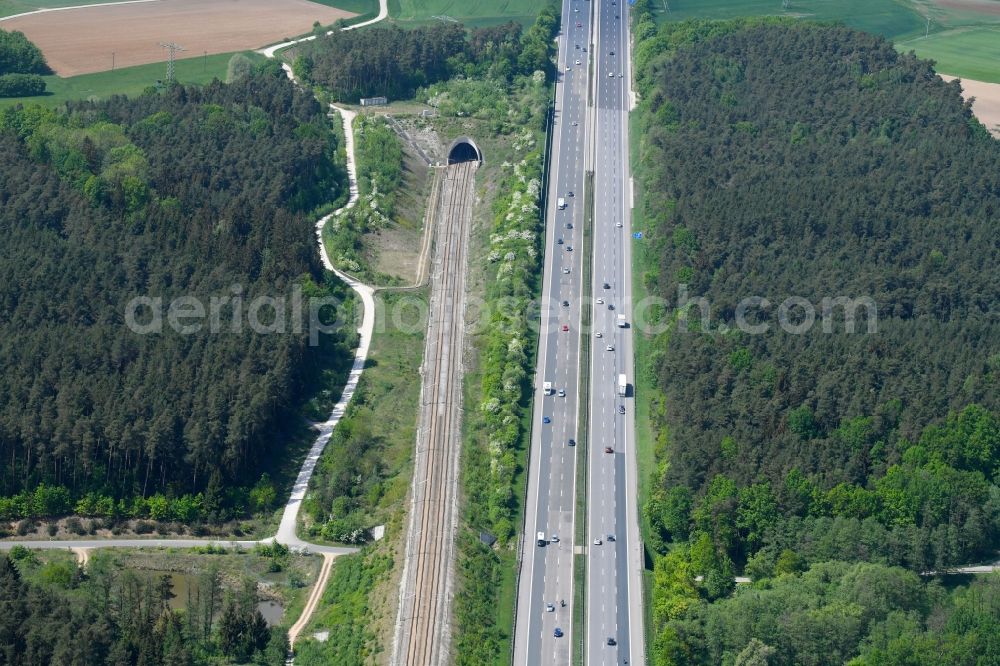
293, 8, 559, 101
631, 5, 1000, 663
0, 549, 286, 664
0, 28, 49, 97
0, 63, 353, 514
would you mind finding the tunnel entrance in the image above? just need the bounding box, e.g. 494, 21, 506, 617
447, 136, 483, 165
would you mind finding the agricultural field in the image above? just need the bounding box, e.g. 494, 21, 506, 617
900, 25, 1000, 82
650, 0, 926, 38
389, 0, 542, 26
652, 0, 1000, 82
0, 0, 125, 19
0, 0, 354, 76
0, 50, 265, 107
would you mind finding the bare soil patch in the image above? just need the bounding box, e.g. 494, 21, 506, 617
936, 0, 1000, 16
2, 0, 354, 76
941, 74, 1000, 136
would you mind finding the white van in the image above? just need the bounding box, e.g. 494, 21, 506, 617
557, 197, 566, 209
537, 531, 546, 546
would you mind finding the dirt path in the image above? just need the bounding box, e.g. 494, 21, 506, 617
287, 552, 340, 647
257, 0, 389, 58
70, 546, 91, 567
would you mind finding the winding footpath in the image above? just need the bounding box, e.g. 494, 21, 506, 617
1, 0, 390, 649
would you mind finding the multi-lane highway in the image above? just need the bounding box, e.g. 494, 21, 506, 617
514, 0, 643, 663
513, 0, 593, 662
587, 0, 645, 663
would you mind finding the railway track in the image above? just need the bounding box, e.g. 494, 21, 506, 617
393, 160, 477, 665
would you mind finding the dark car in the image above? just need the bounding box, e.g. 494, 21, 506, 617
562, 300, 569, 307
568, 438, 576, 447
607, 637, 617, 646
566, 222, 573, 229
543, 416, 551, 424
618, 405, 625, 414
604, 446, 614, 454
608, 303, 614, 310
567, 191, 574, 197
603, 282, 611, 289
554, 628, 564, 638
557, 237, 564, 245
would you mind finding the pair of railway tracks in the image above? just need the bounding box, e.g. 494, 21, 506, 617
394, 160, 477, 665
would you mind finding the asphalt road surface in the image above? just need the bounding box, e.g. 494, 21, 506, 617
513, 0, 593, 662
587, 0, 645, 663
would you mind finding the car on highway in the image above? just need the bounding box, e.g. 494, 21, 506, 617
562, 300, 569, 307
566, 222, 573, 228
567, 191, 574, 197
557, 237, 564, 244
610, 50, 615, 55
619, 73, 624, 78
576, 21, 582, 26
607, 637, 617, 646
607, 303, 614, 310
554, 627, 564, 638
616, 221, 623, 227
607, 534, 615, 542
561, 324, 569, 331
568, 438, 576, 447
606, 344, 614, 351
562, 267, 570, 274
571, 122, 578, 127
608, 72, 613, 77
551, 533, 559, 543
557, 389, 566, 397
603, 282, 611, 289
596, 297, 604, 304
546, 603, 555, 612
595, 331, 603, 338
575, 59, 581, 65
537, 531, 546, 546
566, 246, 573, 251
593, 537, 602, 545
604, 446, 614, 454
543, 416, 551, 424
618, 405, 625, 414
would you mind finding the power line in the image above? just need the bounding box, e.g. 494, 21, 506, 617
159, 42, 186, 82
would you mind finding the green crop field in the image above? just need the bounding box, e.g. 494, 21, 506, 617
653, 0, 1000, 83
0, 50, 264, 108
652, 0, 926, 39
898, 26, 1000, 82
389, 0, 542, 26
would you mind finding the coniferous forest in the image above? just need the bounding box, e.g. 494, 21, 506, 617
631, 7, 1000, 663
0, 62, 353, 516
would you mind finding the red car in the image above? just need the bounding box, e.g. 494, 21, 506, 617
561, 324, 569, 332
604, 446, 614, 454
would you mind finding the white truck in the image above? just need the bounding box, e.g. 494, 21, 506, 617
617, 314, 627, 328
537, 531, 546, 546
557, 197, 566, 209
543, 381, 552, 395
618, 374, 627, 397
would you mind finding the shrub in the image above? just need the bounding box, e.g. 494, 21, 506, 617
0, 72, 45, 98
